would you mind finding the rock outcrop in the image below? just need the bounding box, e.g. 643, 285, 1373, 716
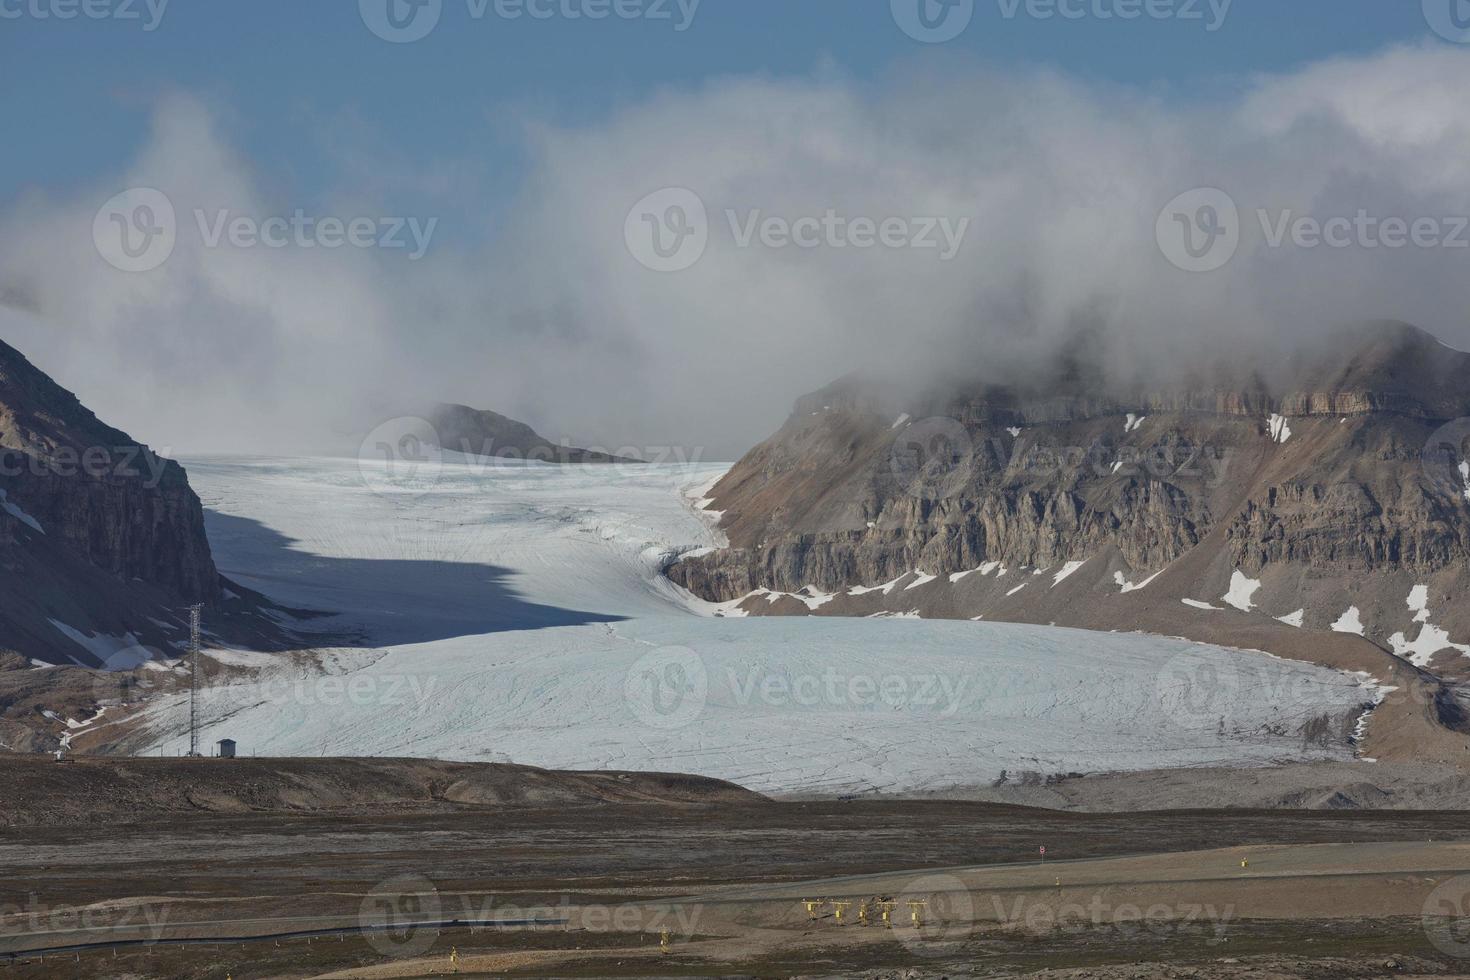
669, 322, 1470, 679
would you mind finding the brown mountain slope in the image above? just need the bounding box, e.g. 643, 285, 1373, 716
668, 323, 1470, 719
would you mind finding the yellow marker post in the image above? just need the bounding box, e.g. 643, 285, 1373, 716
1241, 860, 1249, 869
660, 929, 671, 954
908, 900, 927, 929
857, 901, 870, 926
879, 901, 894, 928
450, 946, 459, 973
833, 901, 851, 925
804, 899, 821, 922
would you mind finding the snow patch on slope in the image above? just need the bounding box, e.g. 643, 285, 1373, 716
1408, 585, 1431, 624
0, 489, 44, 534
1114, 570, 1161, 594
47, 622, 155, 668
1331, 607, 1365, 636
850, 574, 909, 597
1389, 586, 1470, 666
1222, 570, 1262, 612
1051, 560, 1087, 587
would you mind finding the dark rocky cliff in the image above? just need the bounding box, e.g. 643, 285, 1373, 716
0, 337, 221, 665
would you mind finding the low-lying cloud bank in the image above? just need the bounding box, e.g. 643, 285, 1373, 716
3, 43, 1470, 459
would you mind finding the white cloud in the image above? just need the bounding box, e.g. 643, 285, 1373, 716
3, 45, 1470, 458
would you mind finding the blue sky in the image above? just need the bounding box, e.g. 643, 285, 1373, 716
0, 1, 1449, 223
4, 2, 1470, 455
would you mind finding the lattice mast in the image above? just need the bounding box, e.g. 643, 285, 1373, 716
188, 603, 202, 757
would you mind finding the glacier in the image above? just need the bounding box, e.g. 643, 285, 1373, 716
126, 455, 1372, 795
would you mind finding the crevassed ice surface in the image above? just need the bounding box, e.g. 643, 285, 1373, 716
134, 456, 1370, 795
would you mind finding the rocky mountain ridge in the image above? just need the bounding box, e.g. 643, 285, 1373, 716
669, 323, 1470, 687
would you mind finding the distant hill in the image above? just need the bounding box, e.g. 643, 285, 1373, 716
427, 403, 642, 464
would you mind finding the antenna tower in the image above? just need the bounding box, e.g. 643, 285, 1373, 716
188, 603, 202, 757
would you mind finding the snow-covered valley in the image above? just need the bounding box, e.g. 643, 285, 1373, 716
128, 455, 1376, 795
